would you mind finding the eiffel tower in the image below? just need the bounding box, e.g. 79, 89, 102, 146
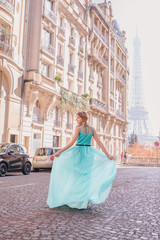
128, 32, 156, 145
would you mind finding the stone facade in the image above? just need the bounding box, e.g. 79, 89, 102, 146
0, 0, 129, 159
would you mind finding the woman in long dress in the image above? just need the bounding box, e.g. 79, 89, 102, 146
47, 111, 116, 209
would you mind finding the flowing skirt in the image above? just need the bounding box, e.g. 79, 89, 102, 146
47, 146, 116, 209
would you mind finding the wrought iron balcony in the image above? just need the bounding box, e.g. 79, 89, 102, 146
32, 115, 44, 124
91, 48, 107, 68
57, 56, 64, 67
90, 98, 106, 111
68, 64, 75, 74
44, 6, 57, 25
66, 123, 72, 130
42, 43, 55, 57
0, 40, 13, 58
117, 73, 125, 85
54, 120, 61, 128
117, 55, 126, 67
93, 25, 108, 46
0, 0, 15, 14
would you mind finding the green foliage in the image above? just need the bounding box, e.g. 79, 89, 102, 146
60, 88, 89, 112
81, 93, 91, 99
55, 75, 63, 83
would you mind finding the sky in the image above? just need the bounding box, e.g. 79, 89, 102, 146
96, 0, 160, 136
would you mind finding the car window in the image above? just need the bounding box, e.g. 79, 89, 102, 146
0, 143, 9, 153
8, 145, 20, 153
35, 148, 53, 156
19, 146, 25, 153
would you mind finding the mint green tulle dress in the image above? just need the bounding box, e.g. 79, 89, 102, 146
47, 126, 116, 209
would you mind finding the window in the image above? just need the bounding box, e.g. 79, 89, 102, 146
55, 107, 59, 121
8, 145, 23, 153
58, 43, 63, 57
0, 23, 11, 44
79, 60, 83, 71
53, 136, 59, 147
10, 135, 18, 143
71, 27, 74, 37
46, 0, 53, 10
41, 62, 50, 77
35, 100, 40, 109
70, 53, 74, 65
10, 134, 15, 143
79, 36, 83, 46
42, 29, 51, 45
60, 17, 63, 27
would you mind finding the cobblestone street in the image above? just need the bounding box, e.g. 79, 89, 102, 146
0, 167, 160, 240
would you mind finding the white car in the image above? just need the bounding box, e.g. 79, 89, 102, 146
32, 147, 61, 171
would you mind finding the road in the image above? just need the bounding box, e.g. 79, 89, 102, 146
0, 167, 160, 240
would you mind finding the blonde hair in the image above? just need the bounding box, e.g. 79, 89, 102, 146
76, 111, 88, 127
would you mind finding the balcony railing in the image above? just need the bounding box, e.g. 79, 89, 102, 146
32, 115, 44, 124
54, 120, 61, 128
0, 40, 13, 58
116, 110, 125, 120
78, 71, 83, 80
58, 26, 65, 38
91, 48, 107, 67
44, 6, 57, 25
90, 98, 106, 111
117, 73, 125, 85
68, 64, 75, 74
57, 56, 64, 67
42, 43, 55, 57
93, 25, 108, 46
0, 0, 15, 14
66, 123, 72, 130
117, 55, 126, 67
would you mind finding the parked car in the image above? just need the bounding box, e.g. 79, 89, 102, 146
32, 147, 61, 171
0, 143, 31, 177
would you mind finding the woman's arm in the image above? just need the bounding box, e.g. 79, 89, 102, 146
54, 126, 80, 157
93, 128, 114, 160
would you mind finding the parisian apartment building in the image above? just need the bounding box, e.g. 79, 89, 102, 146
0, 0, 129, 159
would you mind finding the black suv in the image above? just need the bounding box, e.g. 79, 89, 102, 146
0, 143, 31, 177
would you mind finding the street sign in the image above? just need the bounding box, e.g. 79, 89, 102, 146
154, 141, 159, 147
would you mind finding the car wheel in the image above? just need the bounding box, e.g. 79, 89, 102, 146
22, 162, 31, 175
0, 163, 8, 177
33, 168, 39, 172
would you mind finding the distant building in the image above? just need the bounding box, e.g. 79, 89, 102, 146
0, 0, 128, 158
